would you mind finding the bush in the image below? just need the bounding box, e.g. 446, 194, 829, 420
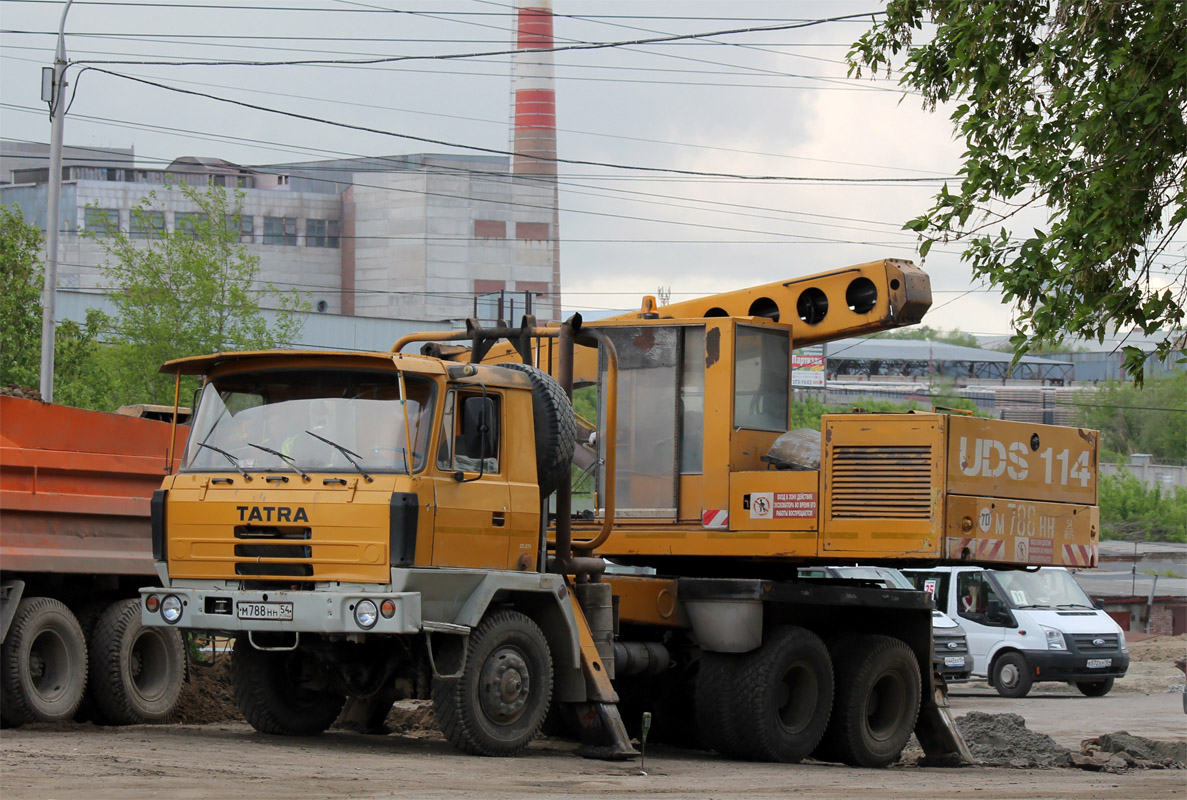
1098, 472, 1187, 543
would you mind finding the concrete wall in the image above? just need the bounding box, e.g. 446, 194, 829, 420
1101, 463, 1187, 490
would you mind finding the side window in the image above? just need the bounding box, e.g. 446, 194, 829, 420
911, 572, 950, 614
957, 572, 1008, 625
437, 389, 500, 475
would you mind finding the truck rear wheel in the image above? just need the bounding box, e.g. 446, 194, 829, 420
87, 599, 185, 725
231, 637, 345, 736
992, 651, 1033, 698
1075, 677, 1114, 697
731, 626, 833, 762
695, 651, 748, 758
0, 597, 88, 725
495, 363, 575, 497
818, 634, 920, 768
432, 609, 553, 756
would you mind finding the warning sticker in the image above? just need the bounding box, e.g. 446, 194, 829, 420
1028, 537, 1054, 564
750, 491, 817, 519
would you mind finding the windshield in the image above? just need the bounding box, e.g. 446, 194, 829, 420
182, 368, 435, 474
832, 567, 915, 590
989, 568, 1094, 609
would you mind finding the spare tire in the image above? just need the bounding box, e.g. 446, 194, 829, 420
496, 363, 575, 496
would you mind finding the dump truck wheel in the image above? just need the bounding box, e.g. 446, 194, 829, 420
432, 610, 553, 756
820, 634, 920, 768
694, 651, 749, 758
992, 651, 1032, 698
88, 599, 185, 725
72, 600, 111, 724
496, 363, 575, 497
732, 626, 833, 762
1075, 677, 1114, 697
232, 637, 345, 736
0, 597, 88, 725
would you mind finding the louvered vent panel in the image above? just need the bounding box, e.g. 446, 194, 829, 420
830, 445, 933, 519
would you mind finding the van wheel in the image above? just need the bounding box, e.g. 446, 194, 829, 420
432, 610, 553, 756
232, 637, 345, 736
1075, 678, 1114, 697
496, 363, 575, 497
88, 599, 186, 725
817, 635, 920, 768
992, 652, 1033, 698
0, 597, 88, 724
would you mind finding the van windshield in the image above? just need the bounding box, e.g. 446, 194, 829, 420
183, 368, 435, 474
988, 569, 1094, 609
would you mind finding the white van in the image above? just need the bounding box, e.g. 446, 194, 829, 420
903, 566, 1129, 697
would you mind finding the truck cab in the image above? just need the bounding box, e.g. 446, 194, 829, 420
904, 566, 1128, 697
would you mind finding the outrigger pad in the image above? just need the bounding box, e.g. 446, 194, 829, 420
566, 702, 638, 761
915, 684, 975, 766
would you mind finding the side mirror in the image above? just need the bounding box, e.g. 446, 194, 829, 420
461, 396, 497, 461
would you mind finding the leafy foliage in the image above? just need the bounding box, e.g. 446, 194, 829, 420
1098, 471, 1186, 542
850, 2, 1187, 383
88, 182, 307, 405
0, 205, 45, 389
872, 326, 980, 348
1074, 375, 1186, 463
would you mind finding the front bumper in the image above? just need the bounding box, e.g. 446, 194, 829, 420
140, 585, 423, 635
1023, 649, 1131, 682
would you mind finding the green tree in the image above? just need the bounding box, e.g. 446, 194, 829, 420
1075, 375, 1186, 463
88, 182, 307, 405
874, 326, 980, 348
1, 205, 45, 388
850, 2, 1187, 383
1098, 472, 1186, 542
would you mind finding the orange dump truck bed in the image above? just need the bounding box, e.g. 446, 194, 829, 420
0, 396, 187, 576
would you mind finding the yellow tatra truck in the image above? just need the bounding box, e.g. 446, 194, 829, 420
141, 260, 1100, 765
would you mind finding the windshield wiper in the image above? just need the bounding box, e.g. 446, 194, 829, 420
1057, 603, 1095, 609
304, 430, 373, 483
247, 442, 310, 482
196, 442, 252, 481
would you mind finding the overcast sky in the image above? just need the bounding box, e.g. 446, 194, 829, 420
0, 1, 1067, 336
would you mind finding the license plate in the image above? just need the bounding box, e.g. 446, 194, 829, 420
944, 656, 966, 668
1086, 658, 1111, 669
237, 602, 293, 621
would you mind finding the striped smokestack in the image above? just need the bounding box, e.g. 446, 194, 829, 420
510, 1, 556, 175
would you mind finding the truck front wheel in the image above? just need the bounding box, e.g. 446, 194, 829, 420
0, 597, 88, 725
819, 634, 921, 768
231, 637, 345, 736
88, 599, 185, 725
432, 610, 553, 756
992, 652, 1033, 698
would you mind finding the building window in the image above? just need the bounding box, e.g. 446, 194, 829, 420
84, 207, 119, 236
225, 214, 254, 243
175, 212, 209, 239
263, 216, 297, 246
130, 210, 165, 239
515, 221, 549, 240
306, 218, 339, 248
474, 220, 506, 239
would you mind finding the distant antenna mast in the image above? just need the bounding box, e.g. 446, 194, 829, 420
657, 286, 671, 306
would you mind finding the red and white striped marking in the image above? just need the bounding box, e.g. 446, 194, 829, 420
1062, 543, 1096, 568
702, 509, 729, 530
946, 536, 1006, 562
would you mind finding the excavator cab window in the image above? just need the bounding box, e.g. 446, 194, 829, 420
734, 325, 790, 431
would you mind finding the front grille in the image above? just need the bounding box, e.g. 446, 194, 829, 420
1070, 633, 1120, 654
830, 445, 933, 519
231, 526, 314, 580
933, 634, 968, 657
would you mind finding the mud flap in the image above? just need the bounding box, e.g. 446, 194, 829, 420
915, 679, 975, 765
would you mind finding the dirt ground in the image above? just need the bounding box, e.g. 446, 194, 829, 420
1, 635, 1183, 800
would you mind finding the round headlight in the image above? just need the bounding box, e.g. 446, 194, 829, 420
160, 595, 183, 624
354, 600, 378, 629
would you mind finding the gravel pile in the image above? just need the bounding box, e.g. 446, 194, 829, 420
956, 711, 1072, 768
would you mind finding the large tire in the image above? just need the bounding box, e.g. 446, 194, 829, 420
73, 599, 113, 724
0, 597, 88, 725
231, 637, 345, 736
496, 363, 575, 497
695, 651, 748, 758
818, 634, 921, 768
432, 609, 553, 756
87, 599, 186, 725
992, 651, 1033, 698
731, 626, 833, 763
1075, 677, 1114, 697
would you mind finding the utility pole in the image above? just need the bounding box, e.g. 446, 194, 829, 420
39, 0, 75, 403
